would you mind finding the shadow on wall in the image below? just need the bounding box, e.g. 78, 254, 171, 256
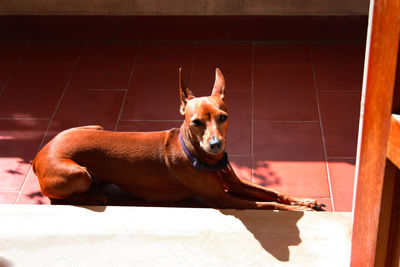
220, 209, 304, 262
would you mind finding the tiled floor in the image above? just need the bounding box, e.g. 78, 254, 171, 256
0, 16, 366, 211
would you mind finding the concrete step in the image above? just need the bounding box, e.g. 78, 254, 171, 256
0, 205, 351, 267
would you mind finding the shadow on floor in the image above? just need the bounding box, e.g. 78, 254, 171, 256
220, 209, 304, 262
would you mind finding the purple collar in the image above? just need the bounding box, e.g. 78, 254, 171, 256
179, 132, 229, 172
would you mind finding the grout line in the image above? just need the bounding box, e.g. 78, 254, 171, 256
229, 154, 252, 158
327, 157, 357, 160
16, 40, 83, 44
195, 40, 253, 44
251, 42, 255, 183
253, 40, 366, 45
0, 39, 367, 45
194, 88, 252, 93
80, 88, 127, 92
15, 166, 32, 204
114, 42, 143, 132
0, 117, 50, 120
82, 40, 142, 44
53, 39, 366, 45
309, 46, 335, 212
253, 120, 319, 123
117, 119, 182, 123
16, 62, 77, 65
319, 90, 362, 93
0, 41, 30, 96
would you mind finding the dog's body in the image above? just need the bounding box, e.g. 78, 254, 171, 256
33, 69, 324, 211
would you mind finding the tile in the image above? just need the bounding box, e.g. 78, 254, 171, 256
121, 43, 195, 120
253, 121, 326, 161
312, 43, 365, 91
225, 91, 252, 155
253, 121, 329, 198
0, 42, 27, 88
1, 16, 118, 41
16, 167, 50, 205
0, 119, 49, 191
229, 156, 252, 182
254, 43, 311, 65
319, 92, 361, 158
118, 16, 229, 41
191, 43, 252, 91
0, 63, 74, 118
328, 159, 356, 212
0, 191, 19, 204
43, 89, 125, 143
22, 42, 83, 63
254, 63, 319, 121
70, 42, 140, 90
230, 16, 342, 41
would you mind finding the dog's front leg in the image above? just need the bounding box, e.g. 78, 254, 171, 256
183, 172, 313, 211
218, 164, 325, 210
218, 165, 285, 202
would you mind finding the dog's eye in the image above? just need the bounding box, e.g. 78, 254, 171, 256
192, 119, 203, 126
219, 115, 228, 122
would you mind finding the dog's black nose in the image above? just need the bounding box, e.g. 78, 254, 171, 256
209, 136, 222, 151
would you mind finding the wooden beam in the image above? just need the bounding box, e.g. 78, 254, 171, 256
351, 0, 400, 266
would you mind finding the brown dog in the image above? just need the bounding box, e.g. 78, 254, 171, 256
33, 68, 325, 211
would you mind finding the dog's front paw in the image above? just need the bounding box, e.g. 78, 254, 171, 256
291, 205, 315, 211
292, 198, 326, 211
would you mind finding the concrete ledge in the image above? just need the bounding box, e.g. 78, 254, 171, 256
0, 0, 369, 15
0, 205, 351, 266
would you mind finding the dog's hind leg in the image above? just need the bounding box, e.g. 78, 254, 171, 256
38, 158, 93, 200
38, 158, 109, 205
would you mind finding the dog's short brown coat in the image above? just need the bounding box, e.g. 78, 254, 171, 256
33, 68, 324, 211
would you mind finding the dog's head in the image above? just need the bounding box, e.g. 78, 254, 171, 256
179, 68, 228, 155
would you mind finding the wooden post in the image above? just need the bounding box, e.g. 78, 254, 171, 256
351, 0, 400, 266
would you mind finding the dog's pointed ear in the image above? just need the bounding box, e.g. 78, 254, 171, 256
211, 68, 225, 100
179, 68, 194, 115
